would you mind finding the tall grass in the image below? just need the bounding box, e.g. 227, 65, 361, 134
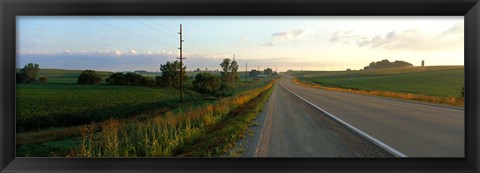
181, 84, 275, 157
74, 80, 276, 157
293, 78, 464, 107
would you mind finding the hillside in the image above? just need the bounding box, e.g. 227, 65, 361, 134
296, 66, 464, 98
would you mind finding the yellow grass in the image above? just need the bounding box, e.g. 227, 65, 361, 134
74, 80, 277, 157
293, 78, 464, 107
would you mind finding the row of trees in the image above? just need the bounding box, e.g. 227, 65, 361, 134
363, 59, 413, 70
191, 58, 239, 96
191, 58, 277, 96
19, 58, 273, 97
77, 60, 187, 87
248, 68, 277, 77
105, 72, 155, 86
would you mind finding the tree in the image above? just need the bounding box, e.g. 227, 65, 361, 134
20, 63, 40, 83
106, 72, 155, 86
249, 69, 259, 78
38, 76, 48, 84
157, 61, 187, 89
192, 72, 221, 95
363, 59, 413, 70
229, 59, 239, 87
264, 68, 273, 76
77, 70, 102, 84
220, 58, 231, 77
106, 72, 127, 85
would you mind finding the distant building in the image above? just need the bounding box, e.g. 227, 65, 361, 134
257, 74, 266, 78
422, 60, 425, 67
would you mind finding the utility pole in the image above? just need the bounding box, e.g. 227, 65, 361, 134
177, 24, 185, 104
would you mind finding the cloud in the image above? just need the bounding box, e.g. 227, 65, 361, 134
262, 42, 275, 47
266, 28, 318, 45
272, 29, 313, 41
330, 30, 357, 42
241, 36, 249, 41
129, 49, 137, 55
331, 23, 464, 51
304, 34, 322, 43
114, 49, 123, 55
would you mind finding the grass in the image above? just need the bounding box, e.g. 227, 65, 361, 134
71, 80, 276, 157
177, 84, 275, 157
16, 83, 202, 132
294, 66, 464, 107
17, 138, 80, 157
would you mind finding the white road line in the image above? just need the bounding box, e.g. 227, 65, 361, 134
280, 84, 408, 158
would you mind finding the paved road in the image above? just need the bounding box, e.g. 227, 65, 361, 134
255, 81, 393, 157
256, 76, 464, 157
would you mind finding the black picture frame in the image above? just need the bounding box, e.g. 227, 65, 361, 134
1, 0, 479, 172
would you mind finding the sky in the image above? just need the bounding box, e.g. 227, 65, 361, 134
16, 16, 464, 72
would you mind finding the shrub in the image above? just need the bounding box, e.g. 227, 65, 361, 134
215, 82, 234, 97
77, 70, 102, 84
16, 72, 27, 83
106, 72, 155, 86
192, 72, 221, 95
38, 76, 48, 84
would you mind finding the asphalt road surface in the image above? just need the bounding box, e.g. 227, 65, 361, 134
255, 75, 464, 157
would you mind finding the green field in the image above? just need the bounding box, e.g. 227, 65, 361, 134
16, 84, 202, 132
35, 69, 113, 84
17, 68, 274, 132
295, 66, 464, 98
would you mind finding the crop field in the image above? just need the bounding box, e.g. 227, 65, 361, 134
16, 77, 278, 157
295, 66, 464, 98
36, 69, 113, 84
16, 67, 279, 157
16, 84, 202, 132
73, 80, 276, 157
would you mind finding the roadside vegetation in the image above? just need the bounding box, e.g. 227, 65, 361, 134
73, 80, 275, 157
293, 65, 464, 107
16, 58, 279, 157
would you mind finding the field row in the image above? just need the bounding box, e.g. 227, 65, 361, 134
16, 84, 201, 132
295, 66, 464, 98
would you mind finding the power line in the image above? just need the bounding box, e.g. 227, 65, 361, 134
143, 17, 178, 33
165, 19, 226, 57
126, 16, 178, 41
142, 17, 219, 58
183, 36, 218, 55
88, 17, 177, 49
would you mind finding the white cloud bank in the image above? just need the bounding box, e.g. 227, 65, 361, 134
330, 22, 464, 51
